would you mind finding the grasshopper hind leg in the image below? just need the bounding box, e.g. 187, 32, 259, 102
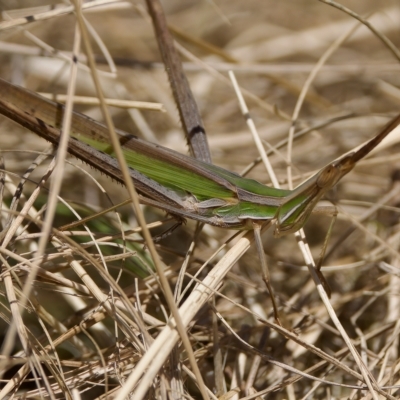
316, 206, 338, 272
150, 218, 184, 243
253, 222, 282, 326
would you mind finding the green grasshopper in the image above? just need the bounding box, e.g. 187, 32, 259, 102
1, 78, 398, 236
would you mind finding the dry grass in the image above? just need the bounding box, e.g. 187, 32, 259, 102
0, 0, 400, 399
